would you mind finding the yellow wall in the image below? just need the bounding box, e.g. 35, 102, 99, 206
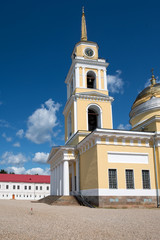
80, 145, 98, 189
76, 43, 98, 60
77, 99, 112, 131
79, 141, 156, 191
64, 102, 74, 142
96, 144, 156, 189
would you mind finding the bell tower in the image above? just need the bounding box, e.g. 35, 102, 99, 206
63, 8, 113, 145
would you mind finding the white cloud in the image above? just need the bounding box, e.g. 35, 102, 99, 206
26, 167, 50, 175
6, 166, 25, 174
13, 142, 20, 147
25, 99, 61, 144
32, 152, 49, 164
0, 152, 27, 165
108, 70, 124, 94
117, 123, 131, 130
6, 166, 50, 175
16, 129, 24, 138
2, 133, 12, 142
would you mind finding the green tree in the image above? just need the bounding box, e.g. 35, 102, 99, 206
0, 169, 8, 174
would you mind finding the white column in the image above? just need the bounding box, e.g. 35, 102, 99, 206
98, 69, 101, 90
74, 99, 77, 133
51, 169, 54, 195
104, 70, 107, 90
52, 168, 54, 195
59, 163, 63, 195
71, 162, 75, 193
75, 67, 79, 88
76, 159, 79, 192
57, 165, 60, 195
82, 67, 85, 87
54, 167, 57, 196
63, 160, 69, 196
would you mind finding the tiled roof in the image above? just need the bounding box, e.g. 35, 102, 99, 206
0, 174, 50, 183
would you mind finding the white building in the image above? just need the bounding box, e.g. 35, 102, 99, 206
0, 174, 50, 200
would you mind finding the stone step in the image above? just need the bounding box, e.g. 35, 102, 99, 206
37, 195, 80, 206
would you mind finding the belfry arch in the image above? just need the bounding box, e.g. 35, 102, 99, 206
87, 71, 96, 89
87, 104, 102, 131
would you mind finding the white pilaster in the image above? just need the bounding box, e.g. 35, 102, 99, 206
75, 67, 79, 88
76, 159, 79, 192
63, 161, 69, 196
104, 70, 107, 90
98, 69, 101, 90
82, 67, 85, 87
74, 99, 77, 133
71, 162, 75, 193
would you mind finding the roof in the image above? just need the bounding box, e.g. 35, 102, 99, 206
0, 174, 50, 183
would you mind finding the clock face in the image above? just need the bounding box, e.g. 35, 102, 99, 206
85, 48, 94, 57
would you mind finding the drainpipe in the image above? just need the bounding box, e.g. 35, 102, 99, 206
153, 136, 159, 207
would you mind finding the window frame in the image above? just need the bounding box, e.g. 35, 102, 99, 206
125, 169, 134, 189
142, 170, 151, 189
108, 169, 118, 189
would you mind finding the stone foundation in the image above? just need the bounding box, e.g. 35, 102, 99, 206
83, 196, 158, 208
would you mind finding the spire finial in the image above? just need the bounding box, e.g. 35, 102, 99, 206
150, 68, 156, 85
81, 7, 87, 41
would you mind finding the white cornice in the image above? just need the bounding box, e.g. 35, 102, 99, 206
63, 93, 114, 116
77, 128, 155, 150
47, 145, 76, 165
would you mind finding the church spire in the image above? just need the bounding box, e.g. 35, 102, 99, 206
81, 7, 87, 41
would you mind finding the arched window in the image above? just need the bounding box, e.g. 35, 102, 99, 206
67, 112, 72, 138
87, 105, 102, 131
87, 71, 96, 89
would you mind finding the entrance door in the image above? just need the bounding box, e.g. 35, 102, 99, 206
12, 194, 15, 200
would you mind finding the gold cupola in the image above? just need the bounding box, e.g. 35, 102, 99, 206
130, 70, 160, 132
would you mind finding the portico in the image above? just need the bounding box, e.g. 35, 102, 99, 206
48, 147, 79, 196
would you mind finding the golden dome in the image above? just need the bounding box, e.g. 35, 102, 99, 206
131, 75, 160, 109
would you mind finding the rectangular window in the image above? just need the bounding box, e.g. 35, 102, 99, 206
126, 170, 134, 189
36, 186, 38, 190
13, 185, 15, 189
24, 186, 27, 190
6, 185, 9, 189
142, 170, 150, 189
47, 186, 49, 191
109, 169, 117, 189
29, 186, 31, 190
17, 185, 20, 190
40, 186, 42, 190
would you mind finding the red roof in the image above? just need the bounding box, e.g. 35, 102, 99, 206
0, 174, 50, 183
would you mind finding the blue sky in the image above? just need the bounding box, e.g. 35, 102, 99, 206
0, 0, 160, 175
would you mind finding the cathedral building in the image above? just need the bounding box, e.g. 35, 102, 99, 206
48, 9, 160, 207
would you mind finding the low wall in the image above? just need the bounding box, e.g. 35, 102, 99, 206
83, 196, 157, 208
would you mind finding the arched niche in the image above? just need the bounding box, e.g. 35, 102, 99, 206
87, 71, 96, 89
87, 104, 102, 131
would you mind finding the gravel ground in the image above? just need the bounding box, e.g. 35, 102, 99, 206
0, 200, 160, 240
